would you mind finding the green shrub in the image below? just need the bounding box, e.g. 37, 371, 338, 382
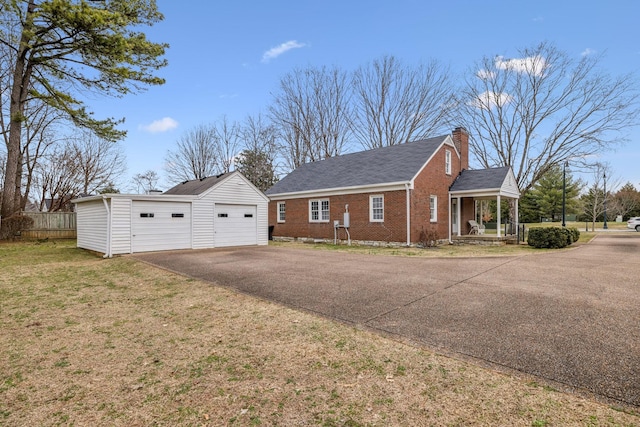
527, 227, 569, 249
560, 227, 573, 245
568, 227, 580, 243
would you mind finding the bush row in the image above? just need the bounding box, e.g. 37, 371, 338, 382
527, 227, 580, 249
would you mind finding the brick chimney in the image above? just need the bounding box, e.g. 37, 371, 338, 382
451, 127, 469, 171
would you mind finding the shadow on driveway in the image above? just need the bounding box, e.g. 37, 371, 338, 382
134, 234, 640, 409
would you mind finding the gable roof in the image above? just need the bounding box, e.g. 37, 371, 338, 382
266, 135, 450, 196
163, 172, 235, 195
449, 166, 520, 198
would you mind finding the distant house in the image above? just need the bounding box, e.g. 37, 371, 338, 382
266, 128, 520, 245
43, 196, 75, 212
73, 171, 268, 256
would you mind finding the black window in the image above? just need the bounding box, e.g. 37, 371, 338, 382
218, 213, 228, 218
140, 213, 154, 218
171, 213, 184, 218
244, 214, 253, 218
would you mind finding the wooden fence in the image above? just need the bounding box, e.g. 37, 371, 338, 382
20, 212, 77, 239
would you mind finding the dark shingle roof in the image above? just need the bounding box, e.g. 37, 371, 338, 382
163, 172, 234, 195
266, 135, 449, 195
449, 167, 511, 192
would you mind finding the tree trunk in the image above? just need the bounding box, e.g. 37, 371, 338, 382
0, 1, 35, 230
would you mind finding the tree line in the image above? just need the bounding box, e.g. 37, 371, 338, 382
518, 163, 640, 229
1, 2, 639, 239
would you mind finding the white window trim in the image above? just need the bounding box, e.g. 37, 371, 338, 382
369, 194, 384, 222
277, 201, 286, 223
309, 199, 330, 223
445, 149, 452, 175
430, 195, 438, 222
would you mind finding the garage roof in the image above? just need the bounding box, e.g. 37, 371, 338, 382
163, 172, 234, 195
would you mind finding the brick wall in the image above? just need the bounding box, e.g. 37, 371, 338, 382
409, 142, 462, 242
269, 190, 409, 242
269, 129, 469, 244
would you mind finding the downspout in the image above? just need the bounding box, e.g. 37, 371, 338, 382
102, 196, 112, 258
405, 183, 411, 246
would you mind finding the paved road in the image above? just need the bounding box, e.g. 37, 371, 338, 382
134, 233, 640, 408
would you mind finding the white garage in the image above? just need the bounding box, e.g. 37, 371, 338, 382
73, 172, 269, 256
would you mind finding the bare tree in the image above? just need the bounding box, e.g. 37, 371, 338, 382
454, 42, 640, 193
165, 124, 219, 183
269, 65, 352, 169
70, 131, 127, 195
34, 143, 80, 211
610, 182, 640, 219
580, 163, 620, 231
20, 101, 65, 208
132, 170, 160, 194
239, 113, 281, 175
352, 55, 453, 149
213, 116, 242, 174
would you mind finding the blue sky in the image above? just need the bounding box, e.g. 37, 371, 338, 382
91, 0, 640, 191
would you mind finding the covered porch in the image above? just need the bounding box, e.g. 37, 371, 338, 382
448, 167, 521, 244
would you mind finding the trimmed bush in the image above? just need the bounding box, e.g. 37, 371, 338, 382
0, 214, 34, 240
527, 227, 569, 249
568, 227, 580, 243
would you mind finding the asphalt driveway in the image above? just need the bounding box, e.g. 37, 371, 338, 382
134, 233, 640, 408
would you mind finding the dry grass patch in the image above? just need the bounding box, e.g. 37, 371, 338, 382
1, 240, 637, 426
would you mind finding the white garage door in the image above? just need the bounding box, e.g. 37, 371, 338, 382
214, 204, 257, 247
132, 201, 191, 253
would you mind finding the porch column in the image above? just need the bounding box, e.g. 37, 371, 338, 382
448, 192, 452, 243
496, 195, 502, 238
457, 196, 462, 237
515, 198, 519, 236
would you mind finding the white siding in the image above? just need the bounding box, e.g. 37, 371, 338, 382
192, 199, 214, 249
501, 169, 521, 198
110, 198, 132, 255
76, 199, 108, 253
206, 173, 268, 245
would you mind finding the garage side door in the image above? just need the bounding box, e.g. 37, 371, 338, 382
214, 204, 257, 247
132, 201, 191, 253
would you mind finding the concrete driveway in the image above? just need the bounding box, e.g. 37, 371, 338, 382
134, 233, 640, 408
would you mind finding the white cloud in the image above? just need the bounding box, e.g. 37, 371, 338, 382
139, 117, 178, 133
581, 48, 596, 57
261, 40, 306, 63
469, 91, 513, 110
495, 55, 548, 76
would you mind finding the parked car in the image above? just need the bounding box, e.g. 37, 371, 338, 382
627, 217, 640, 231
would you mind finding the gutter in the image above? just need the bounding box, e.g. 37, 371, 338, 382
102, 196, 112, 258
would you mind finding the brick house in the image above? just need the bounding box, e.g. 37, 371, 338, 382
266, 128, 519, 245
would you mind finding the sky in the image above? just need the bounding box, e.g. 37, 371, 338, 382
89, 0, 640, 192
